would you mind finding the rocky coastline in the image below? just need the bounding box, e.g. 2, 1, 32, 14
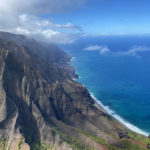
0, 31, 149, 150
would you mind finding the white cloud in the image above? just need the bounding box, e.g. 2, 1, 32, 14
84, 45, 110, 55
0, 0, 85, 44
13, 14, 82, 44
116, 46, 150, 57
0, 0, 86, 15
84, 45, 102, 51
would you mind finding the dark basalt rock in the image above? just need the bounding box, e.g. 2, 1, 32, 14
147, 143, 150, 149
118, 132, 129, 139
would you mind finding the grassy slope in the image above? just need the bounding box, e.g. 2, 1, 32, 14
29, 124, 150, 150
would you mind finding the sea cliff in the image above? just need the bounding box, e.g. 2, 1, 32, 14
0, 31, 149, 150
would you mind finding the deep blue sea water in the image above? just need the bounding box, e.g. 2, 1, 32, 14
59, 35, 150, 136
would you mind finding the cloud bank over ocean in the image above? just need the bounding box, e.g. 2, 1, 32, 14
0, 0, 86, 43
116, 46, 150, 57
84, 45, 110, 55
84, 44, 150, 58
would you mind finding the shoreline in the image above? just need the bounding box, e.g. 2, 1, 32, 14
90, 93, 149, 137
70, 56, 149, 137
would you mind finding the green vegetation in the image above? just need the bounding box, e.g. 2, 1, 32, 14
121, 140, 147, 150
30, 141, 52, 150
53, 127, 93, 150
17, 137, 23, 150
39, 142, 52, 150
78, 129, 149, 150
78, 129, 118, 150
24, 126, 149, 150
0, 137, 6, 150
128, 131, 150, 145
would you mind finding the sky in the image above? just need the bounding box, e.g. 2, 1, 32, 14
0, 0, 150, 44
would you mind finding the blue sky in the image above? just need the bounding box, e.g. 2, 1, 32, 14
0, 0, 150, 43
49, 0, 150, 35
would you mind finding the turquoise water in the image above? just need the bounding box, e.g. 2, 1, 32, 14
60, 35, 150, 136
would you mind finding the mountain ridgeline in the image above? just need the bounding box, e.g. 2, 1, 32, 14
0, 31, 149, 150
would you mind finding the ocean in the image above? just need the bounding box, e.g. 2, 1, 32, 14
59, 35, 150, 136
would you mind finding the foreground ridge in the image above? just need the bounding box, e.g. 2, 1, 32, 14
0, 31, 149, 150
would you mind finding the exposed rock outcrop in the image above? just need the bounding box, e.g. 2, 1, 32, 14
0, 31, 149, 150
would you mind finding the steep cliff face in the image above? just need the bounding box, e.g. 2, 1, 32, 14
0, 32, 149, 150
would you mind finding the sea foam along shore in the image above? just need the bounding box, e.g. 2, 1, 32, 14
71, 57, 76, 62
90, 93, 149, 137
70, 56, 149, 137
